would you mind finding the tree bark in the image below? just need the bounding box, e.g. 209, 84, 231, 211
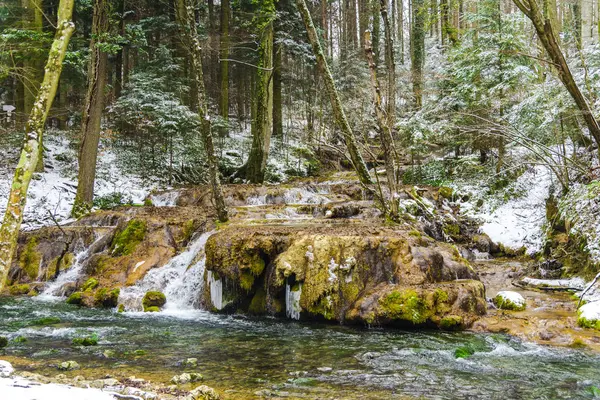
0, 0, 75, 290
73, 0, 109, 217
296, 0, 373, 184
237, 18, 274, 183
179, 0, 229, 222
411, 0, 425, 108
273, 34, 283, 138
219, 0, 230, 135
513, 0, 600, 152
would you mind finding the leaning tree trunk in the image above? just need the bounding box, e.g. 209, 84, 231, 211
236, 5, 275, 184
179, 0, 229, 222
0, 0, 75, 290
296, 0, 373, 184
513, 0, 600, 152
72, 0, 109, 217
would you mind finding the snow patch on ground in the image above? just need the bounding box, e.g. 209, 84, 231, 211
459, 164, 554, 254
0, 133, 154, 229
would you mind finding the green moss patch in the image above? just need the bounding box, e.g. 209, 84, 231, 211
19, 237, 41, 280
66, 291, 83, 305
94, 288, 120, 308
111, 219, 147, 256
142, 290, 166, 311
9, 284, 31, 296
82, 278, 99, 291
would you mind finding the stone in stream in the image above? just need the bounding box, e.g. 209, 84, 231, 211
142, 290, 166, 312
578, 301, 600, 330
57, 361, 80, 371
493, 291, 526, 311
186, 385, 220, 400
0, 360, 14, 377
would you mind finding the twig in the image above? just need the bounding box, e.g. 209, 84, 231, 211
578, 271, 600, 309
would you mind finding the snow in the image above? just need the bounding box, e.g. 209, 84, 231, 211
0, 132, 156, 230
495, 291, 526, 308
521, 277, 587, 290
0, 361, 115, 400
578, 301, 600, 323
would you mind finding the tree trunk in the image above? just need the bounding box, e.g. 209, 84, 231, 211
372, 0, 381, 64
411, 0, 425, 108
72, 0, 109, 217
0, 0, 75, 290
273, 34, 283, 138
219, 0, 230, 135
513, 0, 600, 152
365, 30, 398, 219
381, 0, 396, 126
237, 18, 274, 183
296, 0, 373, 184
179, 0, 229, 222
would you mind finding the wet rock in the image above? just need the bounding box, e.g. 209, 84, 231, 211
57, 360, 80, 371
187, 385, 220, 400
493, 291, 526, 311
143, 290, 166, 311
316, 367, 332, 373
538, 330, 557, 341
472, 234, 499, 254
171, 372, 203, 384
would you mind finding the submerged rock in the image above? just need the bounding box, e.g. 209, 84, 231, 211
171, 372, 203, 384
57, 361, 80, 371
493, 291, 526, 311
187, 385, 220, 400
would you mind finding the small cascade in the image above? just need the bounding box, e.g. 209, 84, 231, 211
149, 190, 180, 207
285, 282, 302, 320
246, 187, 330, 206
206, 271, 223, 310
119, 231, 213, 311
40, 233, 108, 298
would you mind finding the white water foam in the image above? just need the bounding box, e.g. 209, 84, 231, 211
119, 231, 213, 311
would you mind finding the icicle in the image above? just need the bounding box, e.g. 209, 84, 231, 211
207, 271, 223, 310
286, 282, 302, 320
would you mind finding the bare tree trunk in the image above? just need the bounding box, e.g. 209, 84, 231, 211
513, 0, 600, 152
219, 0, 230, 135
365, 30, 398, 219
73, 0, 109, 217
0, 0, 75, 290
411, 0, 425, 108
296, 0, 373, 184
179, 0, 229, 222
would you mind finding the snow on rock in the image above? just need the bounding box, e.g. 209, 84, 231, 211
520, 277, 587, 290
0, 361, 114, 400
493, 291, 526, 311
578, 301, 600, 329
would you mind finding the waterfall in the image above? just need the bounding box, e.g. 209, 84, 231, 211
119, 231, 213, 311
40, 232, 108, 298
206, 271, 223, 310
285, 282, 302, 320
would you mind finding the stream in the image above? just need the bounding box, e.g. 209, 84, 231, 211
1, 297, 600, 399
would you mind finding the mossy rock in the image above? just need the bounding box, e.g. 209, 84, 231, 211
73, 333, 98, 346
19, 237, 41, 280
249, 288, 267, 314
66, 291, 83, 305
46, 253, 75, 280
111, 219, 147, 256
440, 315, 463, 330
57, 361, 80, 371
578, 302, 600, 330
82, 278, 99, 291
493, 291, 526, 311
33, 316, 61, 326
142, 290, 166, 311
454, 345, 475, 359
9, 284, 31, 296
94, 288, 120, 308
118, 304, 125, 313
0, 336, 7, 348
379, 289, 433, 325
438, 186, 454, 200
144, 306, 160, 312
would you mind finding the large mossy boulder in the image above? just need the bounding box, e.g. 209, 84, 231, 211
204, 225, 486, 329
143, 290, 166, 311
493, 291, 526, 311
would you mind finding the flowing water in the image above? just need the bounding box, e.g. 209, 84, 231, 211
1, 297, 600, 399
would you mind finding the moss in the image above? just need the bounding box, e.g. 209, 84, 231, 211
33, 316, 61, 325
493, 294, 526, 311
66, 291, 83, 305
438, 186, 454, 199
82, 278, 99, 291
249, 288, 267, 314
440, 315, 463, 330
142, 290, 166, 311
73, 333, 98, 346
307, 295, 335, 320
454, 345, 475, 359
443, 223, 460, 237
408, 229, 422, 238
46, 252, 75, 280
181, 219, 196, 244
118, 304, 125, 313
570, 338, 587, 348
9, 284, 31, 296
578, 316, 600, 330
240, 270, 255, 291
111, 219, 147, 256
144, 306, 160, 312
19, 237, 41, 280
271, 298, 284, 314
13, 336, 27, 343
379, 290, 432, 325
0, 337, 7, 348
94, 288, 120, 308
